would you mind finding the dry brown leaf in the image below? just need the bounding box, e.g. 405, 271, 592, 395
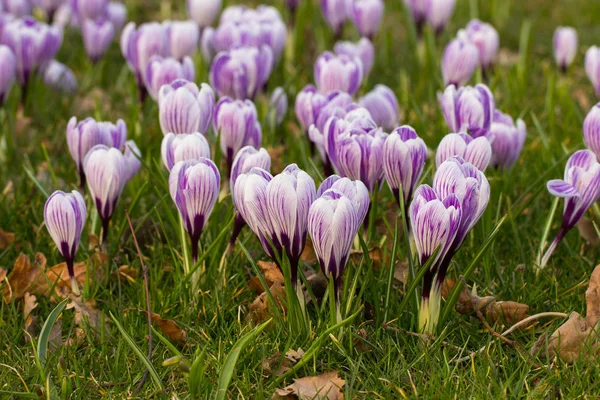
89, 233, 100, 249
31, 261, 94, 299
23, 292, 38, 341
67, 296, 108, 338
273, 371, 345, 400
576, 218, 600, 246
349, 247, 384, 270
150, 312, 187, 345
249, 281, 287, 323
249, 261, 284, 293
263, 348, 304, 377
300, 237, 317, 264
394, 261, 409, 286
0, 228, 15, 249
3, 253, 45, 302
488, 301, 530, 325
65, 327, 85, 347
48, 318, 62, 351
113, 265, 138, 283
0, 267, 7, 282
267, 145, 286, 174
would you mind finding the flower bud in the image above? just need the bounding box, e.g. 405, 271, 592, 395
585, 46, 600, 97
334, 37, 374, 77
465, 19, 499, 69
314, 51, 363, 95
144, 56, 195, 101
0, 45, 16, 105
165, 20, 199, 61
359, 84, 400, 131
435, 132, 491, 171
158, 80, 215, 135
82, 18, 115, 63
187, 0, 222, 29
346, 0, 383, 39
269, 87, 288, 126
441, 33, 479, 87
487, 110, 526, 169
320, 0, 347, 35
553, 26, 577, 71
438, 83, 495, 138
161, 132, 211, 171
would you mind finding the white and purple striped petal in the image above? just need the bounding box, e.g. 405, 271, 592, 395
161, 132, 211, 172
435, 132, 491, 171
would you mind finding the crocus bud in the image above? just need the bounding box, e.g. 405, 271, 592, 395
187, 0, 222, 29
1, 17, 62, 84
295, 85, 328, 134
107, 2, 127, 32
584, 104, 600, 160
441, 33, 479, 87
210, 45, 273, 100
82, 18, 115, 63
144, 56, 195, 101
0, 0, 32, 17
166, 20, 199, 61
346, 0, 383, 39
435, 132, 491, 171
426, 0, 455, 34
553, 27, 577, 71
585, 46, 600, 97
403, 0, 427, 31
543, 150, 600, 268
213, 97, 262, 168
269, 87, 287, 125
334, 37, 374, 77
161, 132, 211, 171
0, 45, 16, 106
383, 125, 427, 206
158, 80, 215, 135
230, 145, 271, 187
44, 190, 87, 295
359, 84, 400, 131
320, 0, 347, 35
487, 110, 526, 169
465, 19, 499, 70
200, 27, 215, 62
317, 175, 370, 226
71, 0, 108, 19
438, 84, 495, 138
67, 117, 127, 188
315, 51, 363, 95
39, 60, 77, 93
123, 140, 142, 182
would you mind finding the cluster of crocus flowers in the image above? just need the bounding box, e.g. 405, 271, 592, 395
553, 27, 578, 72
585, 46, 600, 97
0, 44, 16, 106
404, 0, 456, 35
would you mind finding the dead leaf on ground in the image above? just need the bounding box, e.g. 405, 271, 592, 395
300, 238, 317, 264
249, 261, 284, 294
23, 292, 38, 341
3, 253, 45, 302
267, 145, 286, 174
32, 261, 101, 300
0, 267, 7, 282
67, 296, 109, 339
349, 247, 384, 270
113, 265, 137, 283
150, 312, 187, 345
263, 348, 304, 377
0, 228, 15, 249
576, 218, 600, 246
48, 318, 63, 351
273, 371, 345, 400
249, 281, 287, 323
394, 260, 409, 286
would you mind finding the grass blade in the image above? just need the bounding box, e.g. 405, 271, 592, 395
37, 298, 68, 369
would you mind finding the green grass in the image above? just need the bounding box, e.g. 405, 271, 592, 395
2, 0, 600, 398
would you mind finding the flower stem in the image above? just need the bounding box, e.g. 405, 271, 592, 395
540, 228, 566, 271
179, 215, 191, 277
328, 275, 341, 328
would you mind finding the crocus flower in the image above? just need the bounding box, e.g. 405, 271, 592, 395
200, 27, 215, 62
66, 116, 127, 188
144, 56, 195, 101
441, 33, 479, 87
465, 20, 499, 71
584, 104, 600, 160
426, 0, 455, 34
438, 83, 495, 138
553, 26, 578, 72
33, 0, 66, 20
169, 158, 220, 262
359, 84, 400, 131
213, 97, 262, 170
543, 150, 600, 268
39, 60, 77, 93
1, 17, 62, 84
166, 20, 200, 61
123, 140, 142, 182
487, 110, 526, 169
316, 175, 370, 226
161, 132, 211, 171
82, 18, 115, 63
107, 2, 126, 32
71, 0, 107, 19
0, 45, 16, 106
403, 0, 427, 32
435, 132, 491, 171
1, 0, 31, 17
585, 46, 600, 97
346, 0, 383, 39
187, 0, 222, 29
210, 45, 273, 100
44, 190, 87, 295
314, 51, 363, 95
334, 37, 374, 77
269, 87, 287, 126
158, 80, 215, 135
295, 85, 329, 134
383, 125, 427, 206
320, 0, 347, 36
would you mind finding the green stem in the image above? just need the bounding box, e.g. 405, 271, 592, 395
179, 214, 192, 277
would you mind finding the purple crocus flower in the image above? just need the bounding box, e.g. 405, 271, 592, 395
317, 175, 370, 226
543, 150, 600, 268
585, 46, 600, 97
107, 2, 127, 32
144, 56, 195, 101
66, 116, 127, 188
187, 0, 222, 29
0, 45, 16, 106
210, 45, 273, 100
269, 87, 287, 126
426, 0, 455, 34
0, 17, 62, 84
403, 0, 427, 32
213, 97, 262, 171
320, 0, 347, 36
553, 27, 577, 72
33, 0, 66, 21
465, 20, 499, 71
441, 33, 479, 87
334, 37, 374, 77
314, 51, 363, 95
383, 125, 427, 206
82, 18, 115, 63
346, 0, 383, 39
165, 20, 200, 61
44, 190, 87, 295
39, 59, 77, 93
123, 140, 142, 182
200, 27, 215, 62
295, 84, 329, 134
169, 158, 220, 262
487, 110, 526, 169
359, 84, 400, 131
1, 0, 32, 17
584, 104, 600, 160
438, 83, 495, 138
161, 132, 211, 171
71, 0, 107, 19
435, 132, 491, 171
158, 79, 215, 135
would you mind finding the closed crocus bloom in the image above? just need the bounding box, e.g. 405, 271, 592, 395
426, 0, 455, 34
435, 133, 491, 171
123, 140, 141, 182
161, 132, 211, 171
441, 33, 479, 87
320, 0, 347, 35
383, 125, 427, 206
295, 85, 328, 134
269, 87, 287, 125
0, 45, 16, 106
187, 0, 222, 29
82, 18, 115, 63
334, 37, 374, 77
1, 0, 31, 17
553, 27, 577, 71
438, 84, 495, 138
200, 27, 215, 62
107, 2, 127, 32
158, 80, 215, 135
465, 20, 499, 70
230, 145, 271, 187
317, 175, 370, 226
403, 0, 428, 31
1, 17, 62, 84
44, 190, 87, 294
39, 60, 77, 93
346, 0, 383, 39
315, 51, 363, 95
210, 45, 273, 100
144, 56, 195, 101
214, 97, 262, 168
166, 20, 199, 60
584, 104, 600, 159
359, 84, 400, 131
542, 150, 600, 268
487, 110, 526, 169
585, 47, 600, 97
72, 0, 107, 19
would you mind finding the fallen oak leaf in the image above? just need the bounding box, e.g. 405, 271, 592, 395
23, 292, 38, 342
67, 296, 110, 339
249, 261, 284, 294
3, 253, 45, 302
0, 267, 7, 282
0, 228, 15, 249
263, 348, 303, 378
576, 218, 600, 246
273, 371, 345, 400
149, 312, 187, 345
31, 261, 95, 300
349, 247, 384, 270
249, 281, 287, 323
